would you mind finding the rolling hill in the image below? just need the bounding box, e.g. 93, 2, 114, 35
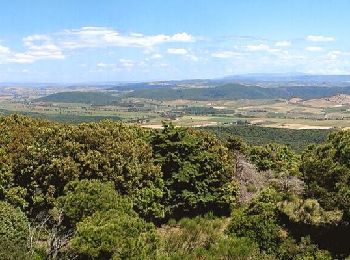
35, 91, 119, 105
127, 83, 350, 100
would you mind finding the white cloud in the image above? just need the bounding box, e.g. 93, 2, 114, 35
97, 62, 108, 67
327, 50, 342, 60
166, 48, 199, 61
119, 58, 134, 68
167, 48, 188, 55
186, 54, 199, 61
6, 35, 64, 63
246, 44, 271, 51
211, 51, 244, 58
150, 53, 162, 59
275, 41, 291, 47
245, 44, 282, 54
305, 46, 323, 52
1, 27, 195, 64
0, 45, 10, 54
171, 32, 194, 42
23, 34, 52, 46
306, 35, 335, 42
60, 27, 195, 49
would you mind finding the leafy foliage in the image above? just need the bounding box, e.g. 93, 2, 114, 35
228, 188, 284, 254
0, 115, 164, 219
249, 143, 300, 175
57, 179, 134, 226
227, 189, 332, 259
151, 123, 238, 218
301, 130, 350, 220
206, 124, 331, 151
71, 209, 158, 259
2, 114, 350, 259
159, 216, 262, 259
279, 197, 342, 225
0, 196, 29, 245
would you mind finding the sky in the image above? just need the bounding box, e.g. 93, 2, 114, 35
1, 0, 350, 83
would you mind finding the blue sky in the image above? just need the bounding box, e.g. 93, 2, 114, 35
1, 0, 350, 82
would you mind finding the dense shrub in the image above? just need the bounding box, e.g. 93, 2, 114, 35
0, 201, 30, 259
57, 179, 134, 226
151, 123, 238, 218
71, 209, 158, 259
301, 130, 350, 220
0, 115, 164, 219
0, 201, 29, 247
159, 216, 262, 259
227, 189, 332, 259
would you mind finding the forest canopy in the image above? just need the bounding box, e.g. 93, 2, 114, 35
0, 114, 350, 259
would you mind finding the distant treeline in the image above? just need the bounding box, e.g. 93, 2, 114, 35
35, 91, 119, 105
36, 84, 350, 104
0, 109, 121, 123
127, 83, 350, 100
205, 124, 332, 151
179, 106, 235, 115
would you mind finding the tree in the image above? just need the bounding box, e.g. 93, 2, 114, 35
0, 115, 164, 220
151, 123, 238, 218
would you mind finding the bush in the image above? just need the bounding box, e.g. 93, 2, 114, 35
57, 179, 134, 226
71, 209, 158, 259
228, 188, 283, 254
249, 143, 300, 175
159, 216, 262, 259
301, 130, 350, 220
0, 201, 29, 246
0, 201, 30, 258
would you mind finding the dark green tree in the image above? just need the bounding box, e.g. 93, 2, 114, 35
151, 123, 238, 218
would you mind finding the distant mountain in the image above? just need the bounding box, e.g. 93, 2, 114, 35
35, 91, 118, 105
221, 73, 350, 83
107, 79, 213, 91
127, 83, 350, 101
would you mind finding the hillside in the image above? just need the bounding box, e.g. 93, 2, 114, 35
35, 91, 119, 105
127, 83, 350, 100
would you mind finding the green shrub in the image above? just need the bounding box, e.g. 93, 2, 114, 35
228, 188, 283, 254
57, 179, 134, 226
71, 209, 158, 259
301, 130, 350, 221
0, 201, 29, 247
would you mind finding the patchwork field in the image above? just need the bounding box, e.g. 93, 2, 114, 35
1, 85, 350, 130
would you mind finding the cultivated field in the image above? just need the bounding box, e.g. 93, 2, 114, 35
1, 86, 350, 129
